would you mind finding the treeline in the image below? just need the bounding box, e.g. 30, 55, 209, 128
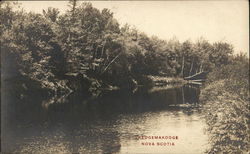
0, 1, 237, 96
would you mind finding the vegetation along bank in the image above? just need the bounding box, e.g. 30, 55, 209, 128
1, 1, 249, 153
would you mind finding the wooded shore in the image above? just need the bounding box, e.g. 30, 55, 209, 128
1, 2, 249, 153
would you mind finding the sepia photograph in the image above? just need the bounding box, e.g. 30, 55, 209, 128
1, 0, 249, 153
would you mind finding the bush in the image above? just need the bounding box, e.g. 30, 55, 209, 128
200, 54, 249, 153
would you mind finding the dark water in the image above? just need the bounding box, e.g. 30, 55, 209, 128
2, 85, 209, 153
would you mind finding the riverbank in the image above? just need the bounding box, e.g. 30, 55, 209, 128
200, 55, 249, 153
2, 1, 239, 107
200, 81, 249, 153
147, 76, 187, 86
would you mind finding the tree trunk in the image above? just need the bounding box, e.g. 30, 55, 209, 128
181, 56, 185, 77
100, 39, 106, 58
189, 57, 195, 76
199, 63, 203, 72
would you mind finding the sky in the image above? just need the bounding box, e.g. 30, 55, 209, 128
19, 1, 249, 55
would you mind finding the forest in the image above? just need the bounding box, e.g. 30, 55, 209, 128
1, 1, 249, 153
1, 1, 235, 96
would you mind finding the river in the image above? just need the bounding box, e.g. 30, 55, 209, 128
2, 84, 209, 153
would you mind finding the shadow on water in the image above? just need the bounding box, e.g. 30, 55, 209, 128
2, 84, 204, 153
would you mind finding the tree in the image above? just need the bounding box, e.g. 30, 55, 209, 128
43, 7, 60, 22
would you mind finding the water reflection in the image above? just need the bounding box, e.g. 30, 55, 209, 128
2, 85, 209, 153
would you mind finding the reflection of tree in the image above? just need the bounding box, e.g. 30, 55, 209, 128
183, 85, 200, 104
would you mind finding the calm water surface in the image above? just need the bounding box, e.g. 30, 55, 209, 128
2, 85, 209, 153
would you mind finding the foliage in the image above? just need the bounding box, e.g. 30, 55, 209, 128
1, 2, 249, 152
207, 53, 249, 100
0, 1, 241, 94
200, 54, 249, 153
